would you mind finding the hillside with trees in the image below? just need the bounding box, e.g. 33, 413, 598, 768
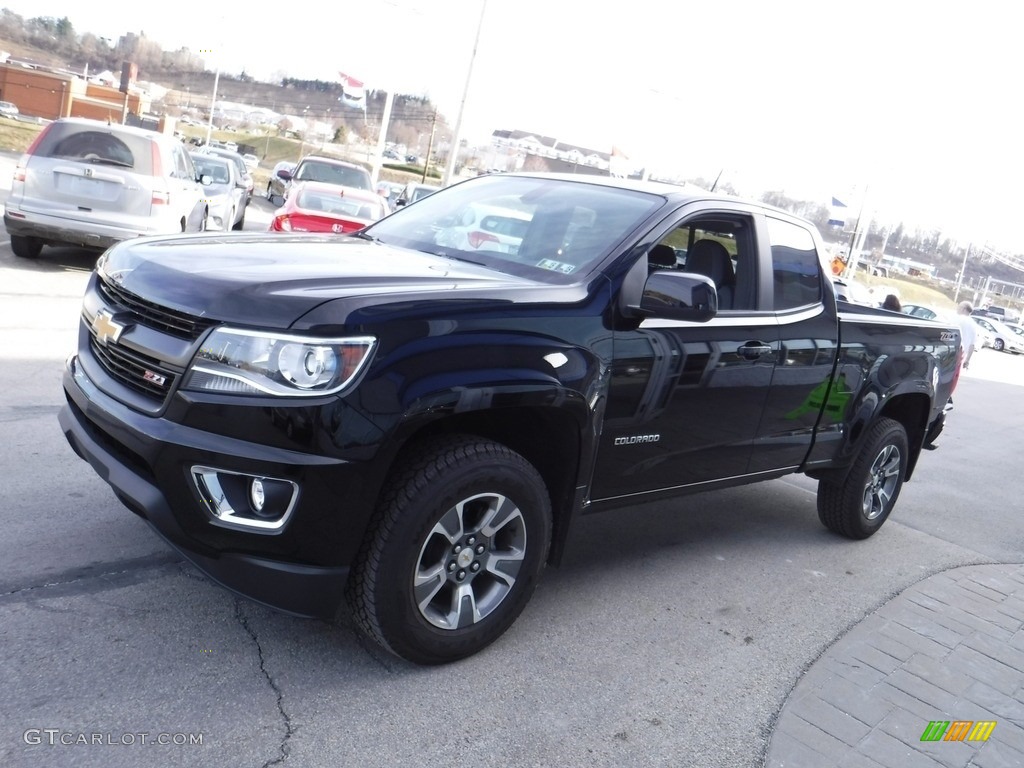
0, 9, 450, 152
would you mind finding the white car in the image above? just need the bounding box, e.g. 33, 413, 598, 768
3, 117, 208, 258
433, 203, 531, 255
971, 315, 1024, 354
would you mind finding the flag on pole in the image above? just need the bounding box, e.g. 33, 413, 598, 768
827, 197, 847, 228
338, 72, 366, 110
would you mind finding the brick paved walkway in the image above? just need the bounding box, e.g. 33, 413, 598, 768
766, 564, 1024, 768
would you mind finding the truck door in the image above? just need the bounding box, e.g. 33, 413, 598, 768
747, 215, 840, 473
590, 210, 780, 501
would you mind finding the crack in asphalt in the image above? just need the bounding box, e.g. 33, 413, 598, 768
235, 600, 295, 767
0, 552, 183, 604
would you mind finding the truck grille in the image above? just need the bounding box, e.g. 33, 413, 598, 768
89, 335, 176, 400
99, 278, 214, 340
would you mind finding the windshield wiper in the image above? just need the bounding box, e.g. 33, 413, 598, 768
351, 231, 376, 241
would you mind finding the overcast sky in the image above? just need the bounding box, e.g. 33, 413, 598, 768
5, 0, 1022, 254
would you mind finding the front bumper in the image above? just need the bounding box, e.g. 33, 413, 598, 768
59, 354, 358, 618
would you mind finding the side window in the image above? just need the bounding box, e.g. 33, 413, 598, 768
653, 214, 757, 311
767, 217, 822, 310
170, 146, 190, 179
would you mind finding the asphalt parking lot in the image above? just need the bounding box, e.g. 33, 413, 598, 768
2, 153, 1023, 768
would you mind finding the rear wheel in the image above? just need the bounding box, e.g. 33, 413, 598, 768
10, 235, 42, 259
994, 338, 1005, 352
347, 435, 551, 665
817, 417, 908, 539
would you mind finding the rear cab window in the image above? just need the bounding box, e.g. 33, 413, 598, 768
766, 216, 823, 310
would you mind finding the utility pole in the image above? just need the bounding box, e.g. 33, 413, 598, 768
954, 243, 972, 304
422, 108, 438, 183
443, 0, 487, 186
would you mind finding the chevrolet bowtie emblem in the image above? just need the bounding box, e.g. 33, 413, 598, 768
92, 310, 126, 345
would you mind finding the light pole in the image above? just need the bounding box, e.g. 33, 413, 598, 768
443, 0, 487, 186
204, 65, 220, 146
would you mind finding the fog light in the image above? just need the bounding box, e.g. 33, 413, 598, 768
251, 478, 266, 512
191, 466, 298, 532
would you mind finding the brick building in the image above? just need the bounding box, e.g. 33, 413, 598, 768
0, 62, 149, 123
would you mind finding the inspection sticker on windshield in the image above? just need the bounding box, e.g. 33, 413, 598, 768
536, 259, 575, 274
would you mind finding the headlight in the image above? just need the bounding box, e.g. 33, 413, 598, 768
183, 327, 375, 396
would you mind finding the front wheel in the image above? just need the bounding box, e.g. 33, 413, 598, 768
817, 417, 908, 539
347, 435, 552, 665
994, 338, 1005, 352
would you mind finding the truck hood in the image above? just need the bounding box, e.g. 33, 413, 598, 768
97, 233, 541, 328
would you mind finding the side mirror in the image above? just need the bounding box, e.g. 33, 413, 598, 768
277, 169, 293, 181
639, 271, 718, 322
199, 174, 212, 186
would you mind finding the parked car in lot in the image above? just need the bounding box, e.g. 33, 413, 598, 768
242, 153, 259, 171
269, 180, 387, 233
394, 181, 441, 207
433, 201, 531, 254
905, 303, 942, 321
831, 276, 873, 305
198, 146, 254, 203
970, 315, 1024, 353
976, 304, 1019, 324
3, 117, 208, 258
0, 100, 19, 118
190, 153, 246, 231
267, 155, 372, 205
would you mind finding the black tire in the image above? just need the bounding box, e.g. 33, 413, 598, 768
232, 205, 246, 231
10, 235, 42, 259
199, 208, 208, 232
347, 435, 552, 665
265, 183, 277, 205
817, 417, 908, 539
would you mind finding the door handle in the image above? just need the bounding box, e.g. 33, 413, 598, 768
737, 341, 773, 360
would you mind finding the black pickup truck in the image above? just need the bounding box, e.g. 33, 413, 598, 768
59, 173, 961, 664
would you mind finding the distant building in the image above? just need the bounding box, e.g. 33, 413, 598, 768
487, 129, 613, 174
0, 61, 152, 124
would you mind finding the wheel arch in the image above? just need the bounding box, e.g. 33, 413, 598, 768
381, 396, 590, 567
877, 391, 930, 480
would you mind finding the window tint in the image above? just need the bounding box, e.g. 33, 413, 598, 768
295, 160, 371, 190
367, 175, 662, 282
35, 124, 154, 174
654, 215, 757, 311
767, 217, 822, 310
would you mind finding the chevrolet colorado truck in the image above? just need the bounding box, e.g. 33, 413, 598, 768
59, 173, 961, 664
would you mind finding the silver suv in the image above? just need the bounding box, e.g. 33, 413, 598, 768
4, 118, 208, 259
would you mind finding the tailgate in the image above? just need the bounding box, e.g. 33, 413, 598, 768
21, 158, 154, 224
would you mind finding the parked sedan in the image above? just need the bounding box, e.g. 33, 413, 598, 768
971, 315, 1024, 354
199, 146, 254, 203
268, 181, 387, 234
190, 153, 246, 231
394, 181, 441, 207
267, 155, 373, 205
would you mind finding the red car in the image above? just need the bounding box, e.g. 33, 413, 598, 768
269, 181, 387, 234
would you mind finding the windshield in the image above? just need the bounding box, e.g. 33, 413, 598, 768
364, 175, 662, 282
294, 160, 372, 190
